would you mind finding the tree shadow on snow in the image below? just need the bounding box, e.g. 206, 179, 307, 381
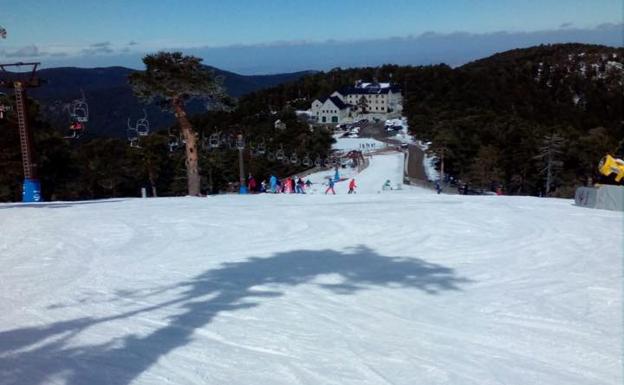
0, 245, 472, 385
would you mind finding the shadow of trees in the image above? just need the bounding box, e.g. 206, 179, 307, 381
0, 245, 471, 385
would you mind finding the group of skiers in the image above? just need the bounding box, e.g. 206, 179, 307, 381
245, 174, 311, 194
246, 173, 357, 195
322, 177, 357, 194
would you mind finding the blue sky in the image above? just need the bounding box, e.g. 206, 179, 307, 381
1, 0, 622, 73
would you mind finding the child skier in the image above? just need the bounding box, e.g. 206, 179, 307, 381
348, 178, 357, 194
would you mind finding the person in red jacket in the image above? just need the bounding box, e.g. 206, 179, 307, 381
348, 178, 357, 194
247, 174, 257, 193
289, 177, 296, 193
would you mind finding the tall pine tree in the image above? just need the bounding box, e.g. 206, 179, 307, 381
129, 52, 227, 196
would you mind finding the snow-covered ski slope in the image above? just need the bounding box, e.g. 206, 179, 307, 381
0, 152, 622, 385
304, 152, 411, 194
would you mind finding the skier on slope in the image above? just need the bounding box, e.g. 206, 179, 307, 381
296, 178, 305, 193
348, 178, 357, 194
290, 177, 296, 193
269, 174, 277, 193
325, 178, 336, 195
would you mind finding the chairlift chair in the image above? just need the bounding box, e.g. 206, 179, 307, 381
168, 129, 180, 152
257, 139, 266, 155
236, 134, 245, 150
314, 156, 322, 168
71, 93, 89, 123
168, 138, 179, 152
200, 133, 209, 151
127, 127, 140, 148
301, 154, 311, 167
225, 135, 236, 150
136, 110, 150, 136
64, 120, 85, 139
209, 132, 220, 149
290, 153, 299, 165
0, 104, 11, 119
275, 145, 285, 161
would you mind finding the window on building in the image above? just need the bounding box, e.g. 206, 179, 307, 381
322, 116, 327, 123
332, 116, 338, 123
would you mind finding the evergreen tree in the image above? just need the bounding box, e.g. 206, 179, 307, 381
534, 132, 566, 195
467, 145, 503, 190
129, 52, 227, 196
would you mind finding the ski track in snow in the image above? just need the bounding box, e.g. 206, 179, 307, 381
0, 153, 622, 385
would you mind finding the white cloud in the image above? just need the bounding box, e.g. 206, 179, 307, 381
5, 45, 43, 58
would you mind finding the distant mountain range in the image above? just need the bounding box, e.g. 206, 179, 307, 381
26, 66, 313, 137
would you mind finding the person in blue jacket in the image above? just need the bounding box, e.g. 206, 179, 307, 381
269, 174, 277, 193
325, 178, 336, 195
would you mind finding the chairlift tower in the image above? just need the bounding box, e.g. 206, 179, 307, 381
0, 62, 43, 202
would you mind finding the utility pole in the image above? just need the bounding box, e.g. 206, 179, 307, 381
236, 134, 247, 194
0, 62, 42, 202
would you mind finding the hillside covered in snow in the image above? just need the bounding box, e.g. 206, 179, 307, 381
0, 152, 622, 385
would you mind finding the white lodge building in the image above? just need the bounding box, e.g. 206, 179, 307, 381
309, 80, 403, 124
310, 95, 350, 124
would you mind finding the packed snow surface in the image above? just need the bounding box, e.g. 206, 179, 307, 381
304, 153, 406, 194
0, 153, 622, 385
332, 136, 387, 153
